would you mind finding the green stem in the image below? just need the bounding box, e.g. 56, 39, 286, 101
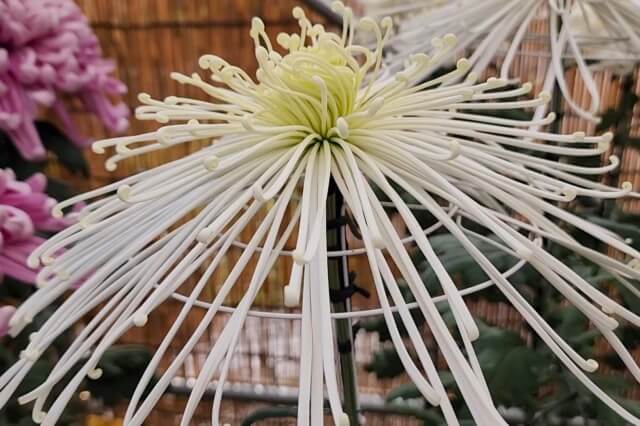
326, 179, 361, 425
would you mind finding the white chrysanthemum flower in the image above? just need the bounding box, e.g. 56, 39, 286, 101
1, 3, 640, 425
363, 0, 640, 123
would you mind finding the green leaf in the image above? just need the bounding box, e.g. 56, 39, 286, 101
485, 346, 546, 408
365, 347, 405, 379
474, 322, 547, 409
553, 306, 589, 344
590, 373, 628, 394
595, 401, 627, 426
386, 383, 422, 402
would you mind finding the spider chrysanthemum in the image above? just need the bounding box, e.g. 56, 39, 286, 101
363, 0, 640, 123
2, 3, 640, 425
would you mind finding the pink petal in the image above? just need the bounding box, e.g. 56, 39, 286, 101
0, 306, 16, 337
0, 253, 37, 283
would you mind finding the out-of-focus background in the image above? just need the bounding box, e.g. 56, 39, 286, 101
1, 1, 640, 425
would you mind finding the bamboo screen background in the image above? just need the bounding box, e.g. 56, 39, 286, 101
40, 1, 640, 424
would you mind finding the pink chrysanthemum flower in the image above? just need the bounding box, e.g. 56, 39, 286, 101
0, 169, 75, 337
0, 169, 73, 283
0, 0, 129, 160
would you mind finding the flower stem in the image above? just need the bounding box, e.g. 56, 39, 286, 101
326, 178, 361, 425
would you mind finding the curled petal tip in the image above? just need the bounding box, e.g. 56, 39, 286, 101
105, 159, 118, 172
442, 33, 457, 46
18, 392, 38, 406
170, 72, 188, 84
466, 324, 480, 342
88, 368, 103, 380
33, 411, 46, 424
609, 155, 620, 167
338, 413, 350, 426
539, 91, 551, 102
331, 1, 345, 13
133, 313, 148, 327
601, 302, 615, 315
251, 17, 265, 32
21, 348, 40, 362
197, 228, 215, 244
51, 205, 64, 218
91, 144, 105, 154
598, 141, 611, 152
276, 32, 291, 49
461, 88, 474, 101
487, 77, 506, 88
203, 156, 219, 171
283, 286, 300, 307
585, 359, 599, 372
456, 58, 471, 72
27, 256, 40, 269
603, 132, 614, 143
198, 54, 220, 71
336, 117, 349, 139
292, 6, 305, 19
137, 92, 152, 103
292, 250, 308, 265
117, 185, 131, 201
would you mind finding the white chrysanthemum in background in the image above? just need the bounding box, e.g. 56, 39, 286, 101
361, 0, 640, 123
1, 2, 640, 425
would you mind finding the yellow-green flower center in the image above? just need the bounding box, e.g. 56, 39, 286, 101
255, 42, 359, 139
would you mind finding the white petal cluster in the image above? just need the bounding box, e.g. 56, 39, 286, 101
1, 2, 640, 425
364, 0, 640, 122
